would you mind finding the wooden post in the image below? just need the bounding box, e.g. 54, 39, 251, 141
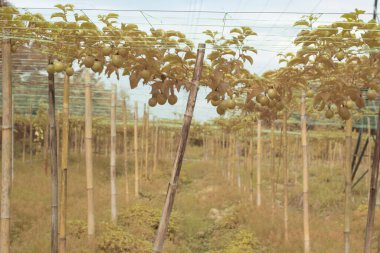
152, 43, 205, 253
48, 59, 59, 253
344, 118, 352, 253
59, 74, 70, 253
134, 101, 139, 198
257, 119, 262, 207
121, 94, 129, 204
84, 72, 95, 241
301, 92, 310, 253
283, 110, 289, 243
364, 112, 380, 252
110, 84, 117, 223
0, 26, 12, 253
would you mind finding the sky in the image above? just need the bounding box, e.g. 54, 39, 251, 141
8, 0, 377, 122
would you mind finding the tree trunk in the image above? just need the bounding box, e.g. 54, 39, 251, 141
134, 101, 139, 198
48, 59, 59, 253
283, 111, 289, 243
59, 74, 70, 253
344, 118, 352, 253
110, 84, 117, 223
365, 110, 380, 253
257, 119, 262, 207
153, 44, 205, 253
301, 92, 310, 253
122, 96, 129, 204
0, 28, 12, 253
84, 73, 95, 242
367, 118, 372, 192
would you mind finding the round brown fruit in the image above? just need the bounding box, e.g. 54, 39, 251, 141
83, 56, 95, 68
148, 97, 157, 107
211, 99, 221, 106
325, 109, 334, 119
345, 100, 354, 109
216, 105, 226, 115
91, 60, 103, 73
355, 97, 365, 108
118, 48, 128, 57
227, 99, 236, 109
367, 89, 377, 100
267, 88, 277, 99
246, 100, 255, 111
306, 90, 314, 98
258, 95, 269, 106
11, 45, 17, 53
157, 93, 167, 105
338, 107, 351, 120
102, 46, 112, 56
268, 100, 276, 108
112, 54, 124, 68
47, 64, 55, 75
53, 60, 65, 72
65, 67, 74, 76
168, 94, 178, 105
140, 69, 151, 80
276, 102, 284, 111
336, 51, 344, 61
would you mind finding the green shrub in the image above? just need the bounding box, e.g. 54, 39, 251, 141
97, 223, 150, 253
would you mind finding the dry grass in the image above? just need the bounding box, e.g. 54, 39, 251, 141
5, 136, 380, 252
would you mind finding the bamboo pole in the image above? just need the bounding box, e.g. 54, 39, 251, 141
29, 104, 33, 161
153, 43, 205, 253
59, 74, 70, 253
236, 139, 241, 191
249, 133, 254, 203
283, 110, 289, 243
145, 107, 150, 180
134, 101, 139, 198
270, 122, 276, 221
257, 119, 262, 207
0, 26, 12, 253
48, 59, 59, 253
84, 72, 95, 241
110, 84, 117, 223
44, 122, 49, 176
153, 124, 159, 174
141, 107, 146, 172
344, 118, 352, 253
121, 95, 129, 204
364, 112, 380, 252
22, 122, 26, 162
301, 92, 310, 253
227, 134, 232, 182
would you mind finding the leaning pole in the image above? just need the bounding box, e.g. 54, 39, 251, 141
152, 43, 205, 253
